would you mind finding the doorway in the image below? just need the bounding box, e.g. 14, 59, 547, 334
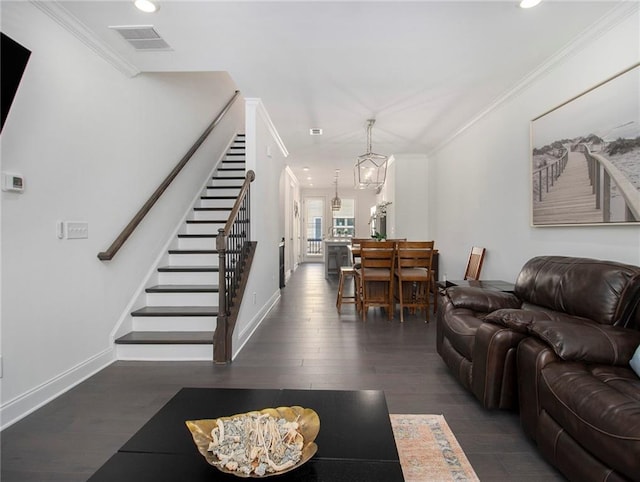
303, 197, 324, 262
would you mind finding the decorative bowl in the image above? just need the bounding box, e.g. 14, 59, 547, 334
186, 406, 320, 478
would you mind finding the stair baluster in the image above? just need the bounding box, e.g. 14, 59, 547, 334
215, 170, 255, 363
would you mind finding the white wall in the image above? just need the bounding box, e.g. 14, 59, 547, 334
0, 2, 244, 428
356, 154, 431, 242
232, 99, 287, 358
429, 8, 640, 281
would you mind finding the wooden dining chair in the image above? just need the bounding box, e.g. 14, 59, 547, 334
464, 246, 486, 281
394, 241, 435, 322
354, 240, 396, 321
349, 237, 370, 268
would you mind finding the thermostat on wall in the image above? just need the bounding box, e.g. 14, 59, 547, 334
1, 172, 25, 193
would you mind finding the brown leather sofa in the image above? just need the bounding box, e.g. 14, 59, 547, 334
436, 282, 522, 408
438, 255, 640, 481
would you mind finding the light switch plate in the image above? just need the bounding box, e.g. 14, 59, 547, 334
1, 172, 25, 193
66, 221, 88, 239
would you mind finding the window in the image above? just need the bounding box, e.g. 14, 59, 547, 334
332, 199, 355, 237
305, 198, 324, 255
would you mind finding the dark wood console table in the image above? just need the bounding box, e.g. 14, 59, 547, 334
442, 279, 515, 292
88, 388, 403, 482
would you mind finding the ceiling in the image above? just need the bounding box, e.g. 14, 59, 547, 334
57, 0, 622, 188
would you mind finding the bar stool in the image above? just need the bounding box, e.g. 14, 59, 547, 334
336, 266, 357, 313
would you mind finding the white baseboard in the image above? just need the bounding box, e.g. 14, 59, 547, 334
233, 290, 281, 360
0, 347, 115, 431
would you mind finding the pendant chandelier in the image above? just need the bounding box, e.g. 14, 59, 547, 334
354, 119, 388, 189
331, 171, 342, 211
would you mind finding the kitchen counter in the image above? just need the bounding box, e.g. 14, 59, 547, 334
324, 239, 351, 278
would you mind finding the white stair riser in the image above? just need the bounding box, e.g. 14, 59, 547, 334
169, 253, 219, 266
186, 223, 225, 235
116, 344, 213, 361
178, 237, 216, 250
205, 187, 241, 197
199, 198, 236, 208
215, 169, 245, 178
192, 210, 231, 221
158, 271, 218, 284
211, 178, 245, 187
132, 315, 217, 331
146, 292, 218, 306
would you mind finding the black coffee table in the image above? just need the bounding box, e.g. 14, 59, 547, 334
88, 388, 404, 481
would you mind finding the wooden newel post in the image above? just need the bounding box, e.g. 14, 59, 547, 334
214, 227, 229, 363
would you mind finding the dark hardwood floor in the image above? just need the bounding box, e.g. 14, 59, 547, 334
1, 263, 564, 481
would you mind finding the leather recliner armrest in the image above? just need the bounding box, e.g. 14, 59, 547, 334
485, 309, 551, 333
485, 308, 596, 333
529, 319, 640, 365
445, 287, 521, 313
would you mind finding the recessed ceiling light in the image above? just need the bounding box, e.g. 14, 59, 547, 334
309, 128, 323, 136
134, 0, 159, 13
303, 167, 310, 171
520, 0, 541, 8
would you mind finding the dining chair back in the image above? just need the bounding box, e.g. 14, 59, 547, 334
349, 238, 370, 267
464, 246, 486, 281
394, 241, 435, 322
355, 240, 396, 320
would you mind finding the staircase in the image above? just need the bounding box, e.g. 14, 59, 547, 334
115, 134, 246, 360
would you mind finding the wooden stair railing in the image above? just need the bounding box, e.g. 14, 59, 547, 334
215, 170, 256, 363
98, 90, 241, 261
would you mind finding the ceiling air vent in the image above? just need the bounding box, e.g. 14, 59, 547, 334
109, 25, 171, 50
309, 128, 323, 136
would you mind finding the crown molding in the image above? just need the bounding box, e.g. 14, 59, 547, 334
284, 165, 300, 186
429, 1, 639, 156
31, 1, 140, 78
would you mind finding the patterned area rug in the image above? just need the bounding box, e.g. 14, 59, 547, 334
390, 414, 479, 482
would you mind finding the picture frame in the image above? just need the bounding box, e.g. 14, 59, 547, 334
530, 63, 640, 226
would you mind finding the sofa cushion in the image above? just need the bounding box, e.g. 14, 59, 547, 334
539, 362, 640, 481
514, 256, 640, 326
485, 307, 592, 333
445, 287, 520, 313
529, 319, 640, 365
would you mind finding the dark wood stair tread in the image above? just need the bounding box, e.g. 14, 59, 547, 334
168, 249, 218, 254
193, 207, 232, 211
115, 331, 215, 344
131, 306, 218, 316
177, 234, 217, 238
185, 219, 228, 224
157, 265, 219, 272
200, 195, 238, 199
146, 285, 218, 293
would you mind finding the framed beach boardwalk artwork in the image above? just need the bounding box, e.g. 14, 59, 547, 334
530, 63, 640, 226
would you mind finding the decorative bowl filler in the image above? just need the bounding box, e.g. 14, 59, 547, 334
186, 406, 320, 478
